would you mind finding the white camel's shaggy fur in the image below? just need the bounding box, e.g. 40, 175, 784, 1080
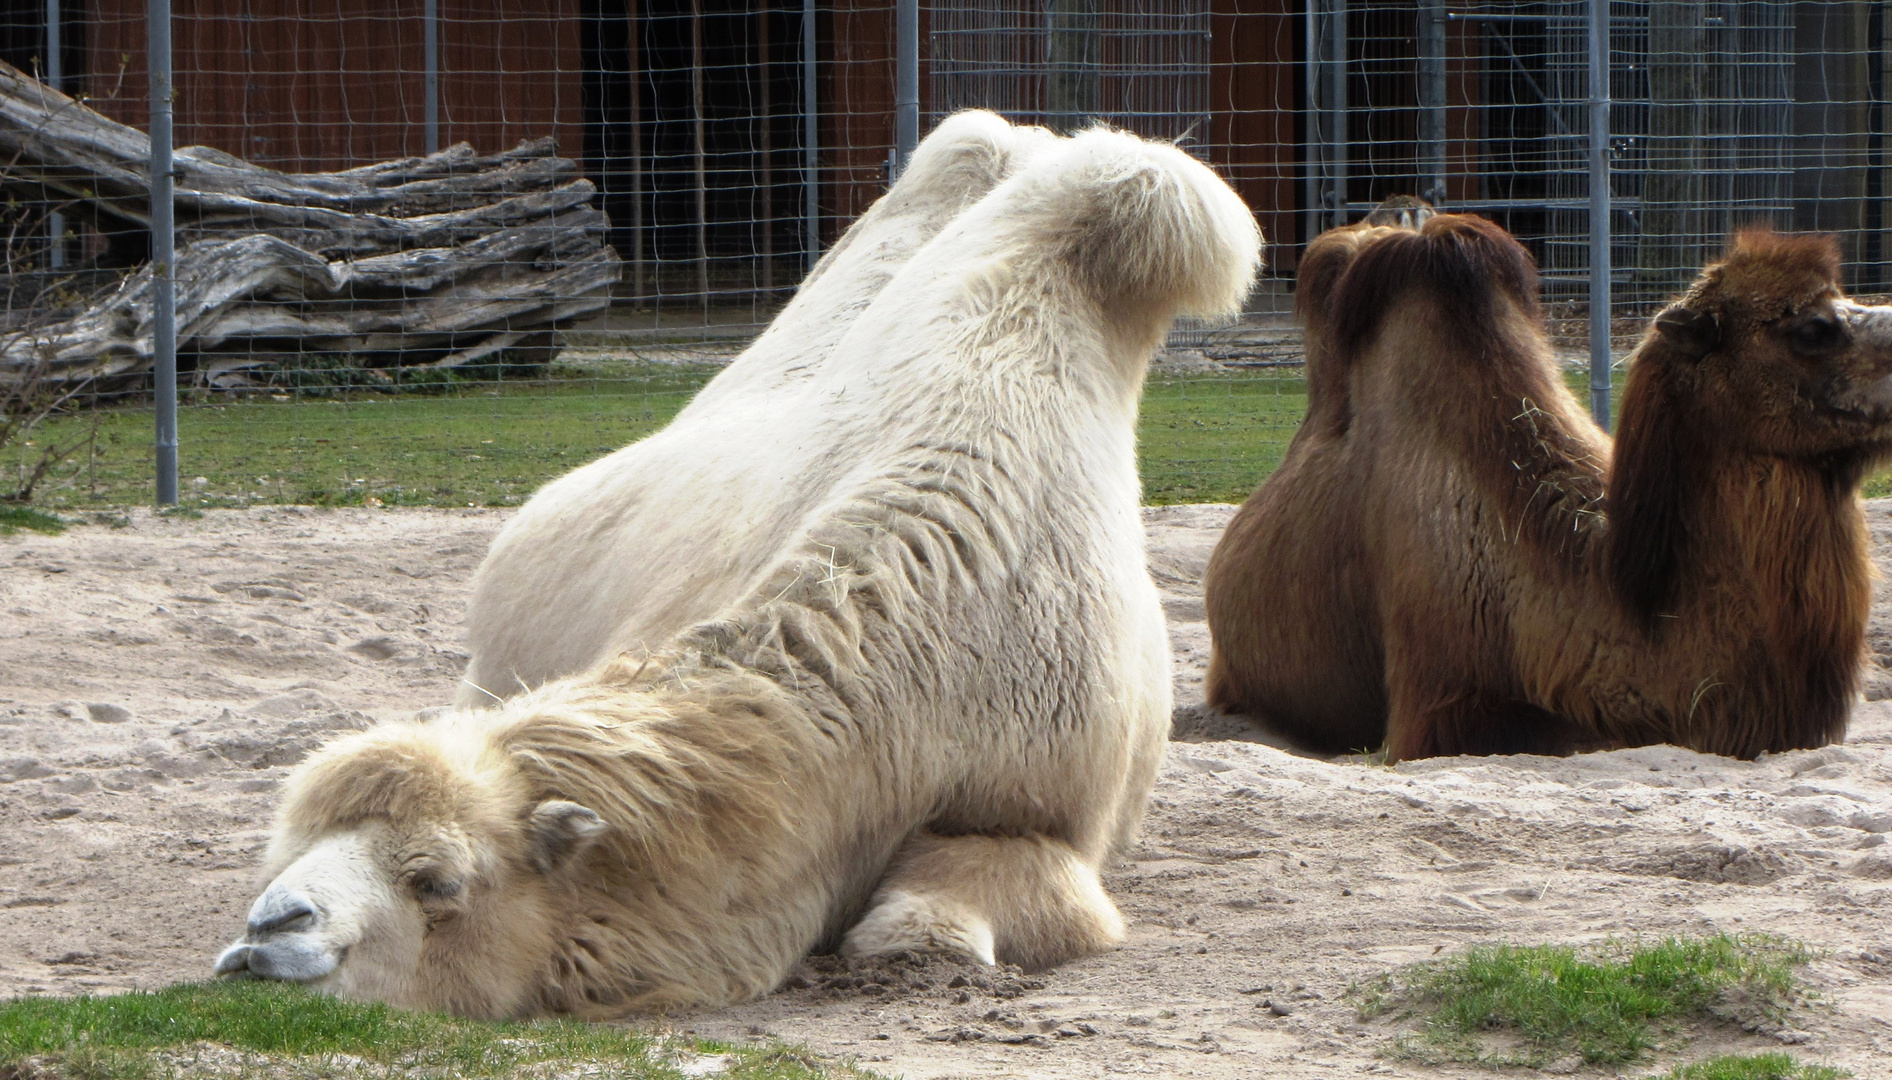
215, 123, 1261, 1017
461, 111, 1057, 702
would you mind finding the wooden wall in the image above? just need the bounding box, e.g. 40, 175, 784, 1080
54, 2, 1334, 281
1211, 0, 1298, 267
819, 0, 896, 238
84, 0, 583, 172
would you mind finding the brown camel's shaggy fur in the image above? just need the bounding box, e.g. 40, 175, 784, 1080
1205, 216, 1892, 760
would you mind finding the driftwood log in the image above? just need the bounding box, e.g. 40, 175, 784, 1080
0, 61, 621, 385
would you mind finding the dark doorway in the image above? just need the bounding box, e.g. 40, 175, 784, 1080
582, 0, 808, 301
0, 0, 85, 87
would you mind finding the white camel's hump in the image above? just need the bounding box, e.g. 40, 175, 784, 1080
460, 111, 1060, 702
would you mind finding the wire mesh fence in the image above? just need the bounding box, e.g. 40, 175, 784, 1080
0, 1, 1886, 512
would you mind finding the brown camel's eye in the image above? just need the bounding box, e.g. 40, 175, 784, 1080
1787, 315, 1844, 356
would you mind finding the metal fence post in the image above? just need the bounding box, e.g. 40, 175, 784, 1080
691, 0, 708, 306
424, 0, 439, 154
149, 0, 177, 505
1303, 0, 1319, 250
1588, 0, 1612, 431
1417, 0, 1446, 207
45, 0, 63, 270
894, 0, 918, 175
1048, 0, 1100, 134
803, 0, 819, 269
1328, 0, 1346, 229
1303, 0, 1348, 237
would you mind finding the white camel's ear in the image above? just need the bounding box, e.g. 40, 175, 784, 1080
526, 800, 606, 874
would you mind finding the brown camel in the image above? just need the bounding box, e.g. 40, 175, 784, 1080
1204, 216, 1892, 761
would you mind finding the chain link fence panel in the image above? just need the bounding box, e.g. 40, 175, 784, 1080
0, 1, 1884, 509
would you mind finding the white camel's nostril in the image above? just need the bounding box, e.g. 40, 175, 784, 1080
213, 943, 254, 977
247, 888, 317, 936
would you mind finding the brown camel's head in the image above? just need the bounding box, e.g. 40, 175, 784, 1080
1644, 229, 1892, 460
1361, 193, 1435, 230
212, 715, 606, 1018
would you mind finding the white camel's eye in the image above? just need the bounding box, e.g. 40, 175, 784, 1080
402, 867, 463, 902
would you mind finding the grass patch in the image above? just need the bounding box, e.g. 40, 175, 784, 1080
1139, 369, 1306, 503
0, 980, 870, 1080
1654, 1053, 1851, 1080
23, 363, 1313, 510
10, 360, 1651, 512
23, 362, 721, 512
1358, 934, 1812, 1068
0, 505, 65, 535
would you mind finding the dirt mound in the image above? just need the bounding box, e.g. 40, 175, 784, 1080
779, 952, 1044, 1004
1613, 843, 1802, 885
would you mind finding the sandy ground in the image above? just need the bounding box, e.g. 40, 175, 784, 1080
4, 503, 1892, 1079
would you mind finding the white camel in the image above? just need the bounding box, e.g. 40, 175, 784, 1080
461, 111, 1058, 703
214, 126, 1262, 1018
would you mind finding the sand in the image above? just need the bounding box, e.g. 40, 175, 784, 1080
3, 503, 1890, 1078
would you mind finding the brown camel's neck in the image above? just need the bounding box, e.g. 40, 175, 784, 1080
1446, 321, 1865, 753
1602, 415, 1868, 752
1670, 446, 1867, 620
1607, 357, 1873, 627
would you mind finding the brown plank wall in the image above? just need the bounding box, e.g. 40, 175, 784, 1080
66, 2, 1320, 276
83, 0, 583, 172
1211, 0, 1298, 267
819, 0, 895, 237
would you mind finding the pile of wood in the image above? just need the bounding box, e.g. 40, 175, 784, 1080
0, 61, 621, 386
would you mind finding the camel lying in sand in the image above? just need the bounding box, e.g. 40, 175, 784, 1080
1205, 217, 1892, 761
461, 111, 1056, 702
213, 126, 1263, 1016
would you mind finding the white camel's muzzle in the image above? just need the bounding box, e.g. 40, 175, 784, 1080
214, 883, 339, 982
213, 829, 395, 985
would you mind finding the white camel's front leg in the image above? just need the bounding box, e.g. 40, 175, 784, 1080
842, 832, 1124, 972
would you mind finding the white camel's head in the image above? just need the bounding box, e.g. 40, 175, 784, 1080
214, 716, 606, 1018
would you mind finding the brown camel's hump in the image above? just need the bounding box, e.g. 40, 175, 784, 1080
1325, 213, 1541, 368
1307, 213, 1605, 578
1293, 222, 1425, 434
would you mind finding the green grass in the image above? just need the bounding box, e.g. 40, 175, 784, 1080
0, 980, 869, 1080
0, 505, 65, 535
17, 362, 1313, 510
27, 357, 1892, 512
19, 363, 721, 512
1655, 1053, 1851, 1080
1137, 369, 1306, 503
1359, 934, 1813, 1068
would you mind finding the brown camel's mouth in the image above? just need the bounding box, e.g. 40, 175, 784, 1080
1816, 373, 1892, 428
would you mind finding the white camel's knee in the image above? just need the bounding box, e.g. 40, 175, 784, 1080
851, 833, 1124, 972
842, 890, 997, 966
